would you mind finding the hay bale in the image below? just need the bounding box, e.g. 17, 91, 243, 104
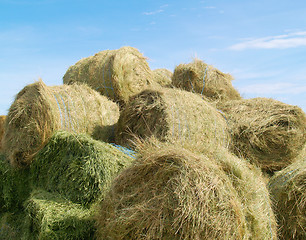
2, 80, 119, 168
218, 98, 306, 171
153, 68, 173, 87
268, 146, 306, 239
63, 46, 155, 106
116, 87, 229, 152
172, 59, 241, 102
30, 131, 135, 207
24, 189, 95, 240
95, 144, 277, 239
0, 154, 31, 211
0, 115, 5, 151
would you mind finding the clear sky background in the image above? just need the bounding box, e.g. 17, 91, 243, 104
0, 0, 306, 115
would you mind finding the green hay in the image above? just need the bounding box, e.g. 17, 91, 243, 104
268, 146, 306, 240
2, 79, 119, 168
217, 97, 306, 171
172, 59, 241, 102
0, 154, 31, 212
153, 68, 173, 87
30, 131, 135, 207
95, 143, 277, 240
63, 46, 156, 106
0, 211, 27, 240
116, 87, 230, 153
24, 189, 95, 240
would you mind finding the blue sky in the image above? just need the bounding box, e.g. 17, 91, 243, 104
1, 0, 306, 115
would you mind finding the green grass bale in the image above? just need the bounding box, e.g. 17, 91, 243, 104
30, 131, 135, 207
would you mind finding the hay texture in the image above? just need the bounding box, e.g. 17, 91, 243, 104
268, 146, 306, 239
24, 189, 95, 240
116, 87, 229, 152
153, 68, 173, 87
218, 97, 306, 171
63, 46, 155, 106
2, 80, 119, 168
172, 59, 241, 102
95, 144, 276, 240
30, 131, 135, 207
0, 115, 5, 151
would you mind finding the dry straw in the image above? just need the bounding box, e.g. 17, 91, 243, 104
116, 87, 230, 152
268, 145, 305, 240
0, 115, 6, 151
63, 46, 156, 106
217, 97, 306, 171
2, 80, 119, 168
153, 68, 173, 87
95, 143, 277, 240
172, 59, 241, 102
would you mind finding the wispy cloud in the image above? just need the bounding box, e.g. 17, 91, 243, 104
229, 31, 306, 50
239, 82, 306, 95
143, 4, 168, 16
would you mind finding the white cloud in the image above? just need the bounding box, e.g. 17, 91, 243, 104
229, 31, 306, 50
239, 82, 306, 95
143, 9, 164, 16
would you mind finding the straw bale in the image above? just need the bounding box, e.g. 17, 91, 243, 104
116, 87, 229, 152
2, 80, 119, 168
24, 189, 95, 240
153, 68, 173, 87
63, 46, 155, 106
30, 131, 135, 207
268, 145, 306, 239
172, 59, 241, 102
0, 115, 5, 151
218, 97, 306, 171
95, 144, 277, 240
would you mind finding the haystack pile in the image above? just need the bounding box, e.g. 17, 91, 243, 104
1, 46, 305, 239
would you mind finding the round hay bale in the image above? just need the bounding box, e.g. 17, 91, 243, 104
0, 115, 6, 151
2, 80, 119, 168
115, 87, 230, 152
268, 146, 306, 240
63, 46, 155, 106
95, 144, 277, 240
153, 68, 173, 87
30, 131, 134, 207
172, 59, 241, 102
218, 98, 306, 171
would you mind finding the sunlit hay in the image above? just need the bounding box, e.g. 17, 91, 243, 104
0, 154, 31, 211
217, 97, 306, 171
24, 189, 95, 240
210, 147, 277, 240
115, 87, 229, 153
268, 145, 306, 240
153, 68, 173, 87
95, 146, 249, 240
0, 115, 6, 151
30, 131, 135, 207
2, 79, 119, 168
172, 59, 241, 103
63, 46, 155, 106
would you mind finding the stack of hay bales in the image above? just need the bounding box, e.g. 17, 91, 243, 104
268, 145, 305, 240
116, 87, 230, 152
95, 144, 277, 240
2, 80, 119, 168
63, 46, 157, 106
217, 98, 306, 171
172, 59, 241, 102
153, 68, 173, 87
